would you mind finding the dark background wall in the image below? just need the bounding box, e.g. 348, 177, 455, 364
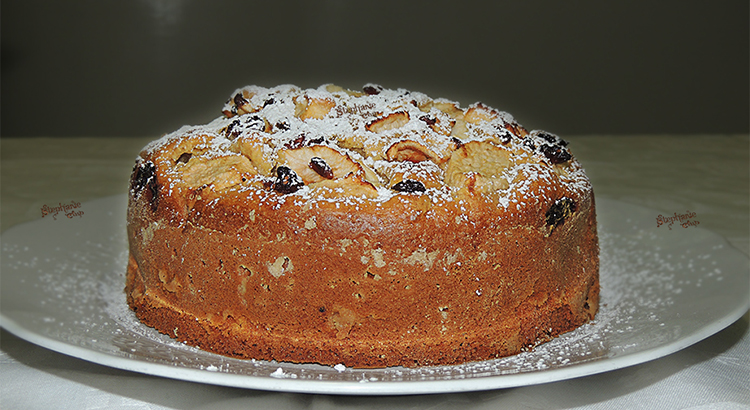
2, 0, 748, 138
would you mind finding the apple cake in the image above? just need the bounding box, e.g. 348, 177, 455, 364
125, 83, 599, 368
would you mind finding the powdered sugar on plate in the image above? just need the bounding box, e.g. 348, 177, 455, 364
1, 195, 747, 394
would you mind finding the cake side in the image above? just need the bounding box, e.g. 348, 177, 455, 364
125, 84, 599, 368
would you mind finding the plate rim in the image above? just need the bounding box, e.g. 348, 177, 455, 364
1, 194, 748, 395
3, 304, 748, 395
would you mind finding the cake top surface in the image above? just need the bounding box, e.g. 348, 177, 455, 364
137, 84, 591, 210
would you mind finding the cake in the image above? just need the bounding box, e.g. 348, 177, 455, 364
125, 83, 599, 368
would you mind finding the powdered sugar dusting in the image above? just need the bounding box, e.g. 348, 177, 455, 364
2, 196, 745, 391
138, 84, 590, 209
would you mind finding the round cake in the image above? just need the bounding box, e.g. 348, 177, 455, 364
125, 83, 599, 368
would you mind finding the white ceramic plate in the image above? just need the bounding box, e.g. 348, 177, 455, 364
1, 195, 748, 395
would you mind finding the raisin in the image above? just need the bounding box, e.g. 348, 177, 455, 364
538, 132, 557, 144
275, 121, 290, 131
523, 138, 536, 152
226, 116, 265, 138
308, 136, 325, 145
263, 97, 275, 107
545, 198, 576, 228
537, 131, 569, 147
495, 125, 512, 144
540, 144, 572, 164
271, 166, 304, 194
176, 153, 192, 164
233, 93, 248, 107
284, 134, 306, 149
224, 119, 241, 139
392, 179, 426, 193
363, 85, 381, 95
419, 115, 437, 126
131, 160, 159, 211
244, 115, 265, 132
309, 157, 334, 179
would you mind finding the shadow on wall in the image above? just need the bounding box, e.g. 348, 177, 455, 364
1, 0, 748, 138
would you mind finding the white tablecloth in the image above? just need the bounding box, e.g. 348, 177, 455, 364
2, 135, 748, 409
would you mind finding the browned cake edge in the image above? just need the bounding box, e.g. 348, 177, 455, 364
125, 188, 599, 368
124, 84, 600, 368
126, 265, 598, 368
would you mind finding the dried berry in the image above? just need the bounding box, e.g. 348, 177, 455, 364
233, 93, 248, 107
538, 132, 557, 144
132, 161, 155, 194
271, 166, 304, 194
523, 138, 536, 152
392, 179, 426, 193
537, 131, 569, 147
226, 116, 265, 138
363, 85, 381, 95
540, 144, 572, 164
284, 134, 307, 149
309, 157, 334, 179
275, 121, 290, 131
244, 115, 265, 132
263, 98, 275, 107
224, 119, 241, 139
308, 136, 325, 145
131, 160, 159, 211
419, 115, 437, 126
495, 125, 512, 144
545, 197, 576, 228
176, 152, 192, 164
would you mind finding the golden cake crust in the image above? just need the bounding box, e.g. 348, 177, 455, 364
125, 84, 599, 368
